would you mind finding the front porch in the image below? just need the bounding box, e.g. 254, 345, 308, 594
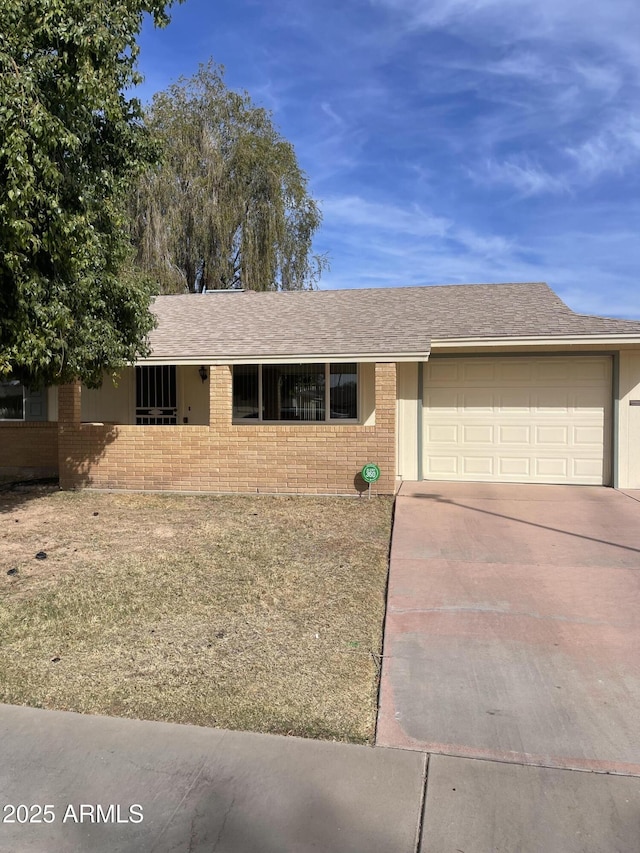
56, 363, 397, 495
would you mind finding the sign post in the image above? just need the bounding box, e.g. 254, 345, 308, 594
361, 463, 381, 499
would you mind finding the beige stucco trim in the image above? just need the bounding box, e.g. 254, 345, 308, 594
137, 336, 640, 364
396, 363, 419, 480
617, 350, 640, 489
432, 336, 640, 350
81, 370, 135, 425
47, 386, 59, 422
138, 352, 431, 366
360, 363, 376, 426
177, 365, 210, 425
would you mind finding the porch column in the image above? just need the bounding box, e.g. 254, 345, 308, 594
58, 382, 81, 488
374, 362, 397, 493
58, 382, 81, 424
209, 365, 232, 430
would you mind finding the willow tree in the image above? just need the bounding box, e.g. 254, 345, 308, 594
0, 0, 181, 387
130, 62, 327, 292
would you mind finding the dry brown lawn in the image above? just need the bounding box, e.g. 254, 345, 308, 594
0, 485, 393, 743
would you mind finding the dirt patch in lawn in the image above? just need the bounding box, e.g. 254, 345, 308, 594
0, 488, 393, 743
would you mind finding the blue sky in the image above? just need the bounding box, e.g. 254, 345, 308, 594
136, 0, 640, 318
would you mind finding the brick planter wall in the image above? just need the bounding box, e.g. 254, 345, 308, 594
0, 423, 59, 478
58, 363, 397, 495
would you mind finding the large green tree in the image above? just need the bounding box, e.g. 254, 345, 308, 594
130, 61, 327, 293
0, 0, 180, 387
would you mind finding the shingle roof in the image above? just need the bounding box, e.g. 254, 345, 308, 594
146, 283, 640, 361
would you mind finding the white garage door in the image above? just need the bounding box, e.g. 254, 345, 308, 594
423, 356, 611, 485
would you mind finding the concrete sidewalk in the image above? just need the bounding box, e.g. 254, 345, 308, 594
2, 705, 639, 852
420, 754, 640, 853
0, 704, 424, 853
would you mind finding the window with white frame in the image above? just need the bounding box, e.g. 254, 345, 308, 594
232, 363, 358, 423
0, 379, 25, 420
0, 380, 48, 421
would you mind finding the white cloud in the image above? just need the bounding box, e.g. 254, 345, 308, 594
371, 0, 640, 61
322, 195, 451, 239
572, 62, 623, 99
454, 229, 515, 257
566, 114, 640, 180
320, 102, 345, 127
321, 194, 518, 264
472, 158, 568, 196
484, 52, 559, 83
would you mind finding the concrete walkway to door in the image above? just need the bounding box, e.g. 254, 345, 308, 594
377, 482, 640, 775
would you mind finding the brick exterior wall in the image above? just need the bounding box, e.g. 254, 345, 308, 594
0, 423, 58, 477
58, 363, 397, 495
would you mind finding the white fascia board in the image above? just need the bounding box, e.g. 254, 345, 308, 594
137, 351, 431, 365
431, 335, 640, 349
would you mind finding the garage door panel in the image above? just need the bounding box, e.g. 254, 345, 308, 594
571, 389, 608, 411
498, 391, 531, 411
460, 390, 494, 411
462, 425, 494, 443
535, 360, 572, 381
428, 360, 461, 382
422, 357, 611, 485
461, 457, 494, 475
535, 458, 568, 477
463, 362, 496, 382
574, 425, 603, 446
498, 457, 531, 476
572, 360, 611, 381
534, 389, 570, 411
427, 424, 458, 443
425, 389, 459, 411
499, 425, 531, 444
573, 458, 604, 477
535, 425, 569, 445
497, 361, 533, 382
428, 456, 459, 475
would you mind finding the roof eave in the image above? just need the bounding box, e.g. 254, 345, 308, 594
431, 334, 640, 348
137, 351, 432, 366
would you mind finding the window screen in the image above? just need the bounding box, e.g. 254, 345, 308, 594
330, 363, 358, 419
263, 364, 325, 421
232, 365, 259, 420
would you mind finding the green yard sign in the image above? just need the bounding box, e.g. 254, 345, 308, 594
361, 463, 381, 484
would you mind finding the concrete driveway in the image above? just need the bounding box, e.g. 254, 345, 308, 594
377, 482, 640, 775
